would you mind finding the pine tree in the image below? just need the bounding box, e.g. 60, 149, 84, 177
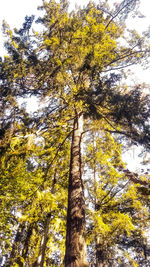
1, 0, 150, 266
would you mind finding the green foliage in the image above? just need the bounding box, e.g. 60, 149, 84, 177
85, 128, 149, 265
0, 0, 150, 266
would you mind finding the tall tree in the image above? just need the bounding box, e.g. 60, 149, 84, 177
1, 0, 150, 265
65, 111, 88, 266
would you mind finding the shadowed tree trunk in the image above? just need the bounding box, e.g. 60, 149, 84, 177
5, 223, 25, 267
64, 111, 88, 267
6, 223, 33, 267
35, 171, 57, 267
96, 241, 108, 267
36, 214, 51, 267
93, 149, 107, 267
21, 224, 33, 260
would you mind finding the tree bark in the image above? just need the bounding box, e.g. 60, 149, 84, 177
96, 241, 108, 267
64, 111, 88, 267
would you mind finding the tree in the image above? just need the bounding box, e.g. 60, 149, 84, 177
1, 0, 150, 266
84, 127, 150, 266
0, 105, 71, 266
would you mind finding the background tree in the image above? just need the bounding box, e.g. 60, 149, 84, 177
84, 126, 150, 266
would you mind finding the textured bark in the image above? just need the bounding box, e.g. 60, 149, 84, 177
96, 242, 108, 267
64, 111, 88, 267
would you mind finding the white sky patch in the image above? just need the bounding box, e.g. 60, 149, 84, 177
19, 95, 40, 113
0, 1, 43, 56
0, 0, 42, 27
122, 145, 144, 172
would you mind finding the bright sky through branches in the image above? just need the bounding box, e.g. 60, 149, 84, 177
0, 0, 150, 35
0, 0, 149, 171
0, 1, 150, 54
0, 0, 150, 80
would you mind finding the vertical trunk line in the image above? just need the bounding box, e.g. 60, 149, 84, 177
36, 170, 57, 267
36, 214, 51, 267
93, 145, 107, 267
21, 224, 33, 259
64, 111, 88, 267
6, 223, 25, 267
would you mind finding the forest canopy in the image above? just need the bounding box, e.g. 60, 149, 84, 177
0, 0, 150, 266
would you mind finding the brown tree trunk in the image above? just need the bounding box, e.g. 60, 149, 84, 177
64, 111, 88, 267
96, 241, 107, 267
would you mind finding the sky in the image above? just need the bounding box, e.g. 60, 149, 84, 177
0, 0, 150, 34
0, 0, 150, 80
0, 0, 150, 56
0, 0, 150, 171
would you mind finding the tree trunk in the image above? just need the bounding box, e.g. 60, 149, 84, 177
6, 223, 25, 267
64, 111, 88, 267
36, 214, 51, 267
35, 171, 56, 267
93, 153, 107, 267
21, 224, 33, 259
96, 241, 107, 267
